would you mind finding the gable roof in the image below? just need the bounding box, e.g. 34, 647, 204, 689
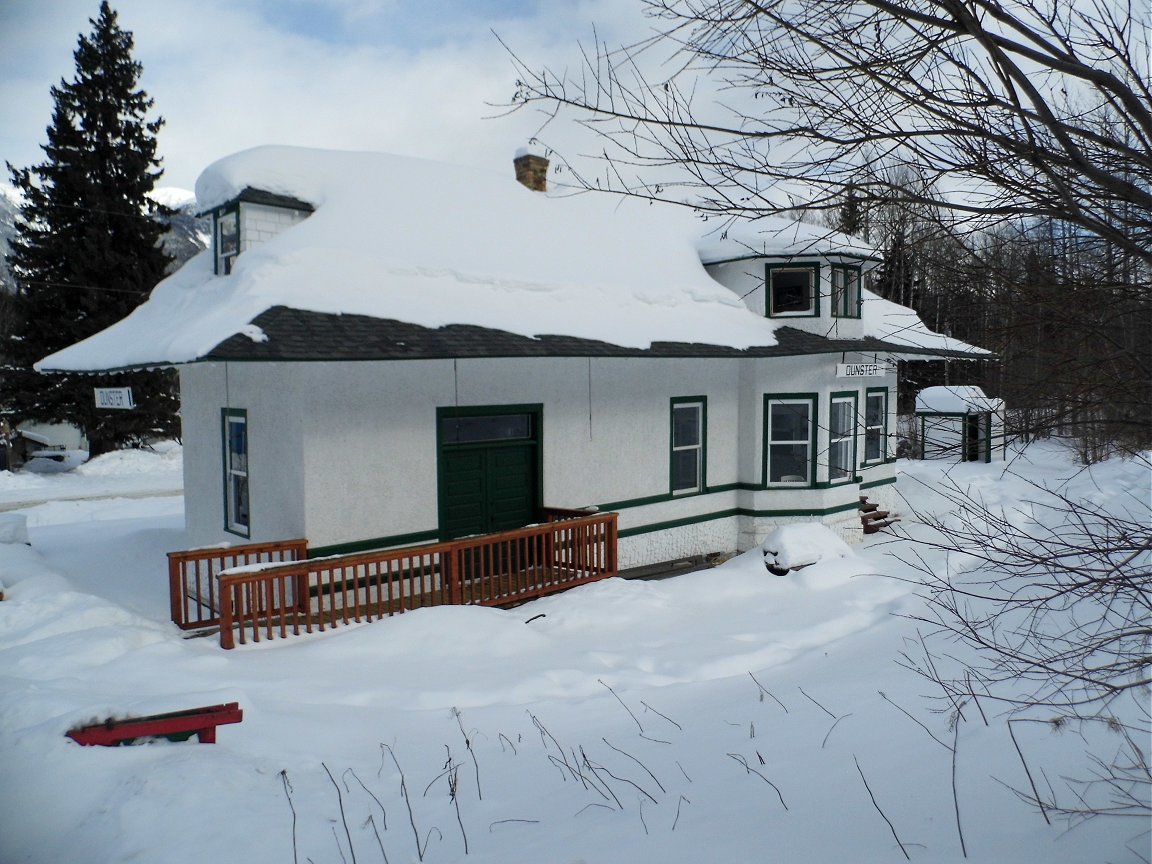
38, 146, 988, 373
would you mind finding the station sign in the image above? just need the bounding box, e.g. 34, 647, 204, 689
94, 387, 135, 409
835, 362, 891, 378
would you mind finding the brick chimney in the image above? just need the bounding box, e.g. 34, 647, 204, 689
513, 147, 549, 192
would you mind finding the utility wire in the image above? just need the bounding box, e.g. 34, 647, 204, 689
11, 279, 157, 296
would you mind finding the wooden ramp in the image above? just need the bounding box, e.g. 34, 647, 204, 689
168, 510, 618, 649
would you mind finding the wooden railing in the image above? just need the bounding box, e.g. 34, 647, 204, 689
167, 539, 308, 630
213, 511, 617, 649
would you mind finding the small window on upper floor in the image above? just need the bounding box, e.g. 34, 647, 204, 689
215, 208, 239, 275
767, 264, 819, 317
831, 265, 862, 318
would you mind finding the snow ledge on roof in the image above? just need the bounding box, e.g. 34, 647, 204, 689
37, 146, 987, 372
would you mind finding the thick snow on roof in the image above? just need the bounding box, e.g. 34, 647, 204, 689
861, 292, 990, 355
916, 385, 1003, 413
697, 216, 879, 263
39, 146, 983, 372
42, 147, 782, 370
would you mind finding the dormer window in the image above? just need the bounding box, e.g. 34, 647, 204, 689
215, 207, 239, 275
766, 263, 819, 317
209, 188, 315, 276
831, 265, 861, 318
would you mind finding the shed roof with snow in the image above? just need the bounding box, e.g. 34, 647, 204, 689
915, 386, 1004, 414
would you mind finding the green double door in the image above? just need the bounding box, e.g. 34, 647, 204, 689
440, 444, 537, 540
438, 407, 541, 542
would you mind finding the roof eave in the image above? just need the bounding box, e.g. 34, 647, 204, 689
195, 186, 316, 217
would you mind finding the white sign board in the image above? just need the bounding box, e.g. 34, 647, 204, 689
836, 363, 890, 379
94, 387, 135, 409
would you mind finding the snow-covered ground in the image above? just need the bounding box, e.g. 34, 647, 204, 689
0, 443, 1147, 863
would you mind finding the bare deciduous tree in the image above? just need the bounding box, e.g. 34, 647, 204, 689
510, 0, 1151, 263
509, 0, 1152, 823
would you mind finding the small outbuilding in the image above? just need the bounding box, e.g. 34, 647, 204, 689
915, 385, 1005, 462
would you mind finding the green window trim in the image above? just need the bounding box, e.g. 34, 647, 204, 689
221, 408, 250, 537
827, 391, 858, 485
766, 262, 821, 318
670, 396, 707, 496
435, 403, 544, 542
764, 393, 818, 487
863, 386, 888, 465
831, 264, 863, 319
213, 203, 240, 276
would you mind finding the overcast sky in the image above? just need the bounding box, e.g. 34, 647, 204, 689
0, 0, 653, 192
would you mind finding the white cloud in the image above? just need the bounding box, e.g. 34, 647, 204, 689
0, 0, 655, 191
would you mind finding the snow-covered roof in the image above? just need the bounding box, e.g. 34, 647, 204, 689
861, 292, 989, 356
697, 217, 880, 263
915, 385, 1003, 414
38, 146, 986, 372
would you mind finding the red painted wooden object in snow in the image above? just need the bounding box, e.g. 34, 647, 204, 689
66, 702, 243, 746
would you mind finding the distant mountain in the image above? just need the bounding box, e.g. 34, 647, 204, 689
150, 187, 210, 271
0, 185, 208, 292
0, 185, 19, 293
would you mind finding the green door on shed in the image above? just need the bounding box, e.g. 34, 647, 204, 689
438, 407, 540, 541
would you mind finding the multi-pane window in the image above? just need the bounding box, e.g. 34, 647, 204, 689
215, 207, 239, 275
671, 398, 705, 494
828, 394, 857, 482
765, 396, 815, 484
767, 264, 818, 317
831, 265, 861, 318
224, 410, 249, 535
441, 413, 533, 444
864, 388, 887, 463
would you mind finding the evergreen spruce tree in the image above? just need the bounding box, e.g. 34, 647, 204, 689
3, 2, 178, 455
835, 186, 867, 241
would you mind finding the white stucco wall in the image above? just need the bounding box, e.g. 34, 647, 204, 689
180, 363, 306, 548
291, 356, 745, 550
179, 352, 900, 566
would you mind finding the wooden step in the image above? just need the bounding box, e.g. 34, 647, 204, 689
863, 516, 901, 535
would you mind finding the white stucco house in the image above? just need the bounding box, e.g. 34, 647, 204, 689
39, 146, 988, 571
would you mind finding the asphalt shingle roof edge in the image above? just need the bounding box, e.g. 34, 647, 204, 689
46, 306, 991, 374
195, 306, 989, 363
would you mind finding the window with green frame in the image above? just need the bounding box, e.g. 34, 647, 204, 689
831, 265, 862, 318
222, 409, 249, 536
214, 205, 240, 275
764, 395, 816, 485
864, 388, 888, 464
670, 397, 706, 494
828, 393, 857, 482
766, 263, 819, 317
